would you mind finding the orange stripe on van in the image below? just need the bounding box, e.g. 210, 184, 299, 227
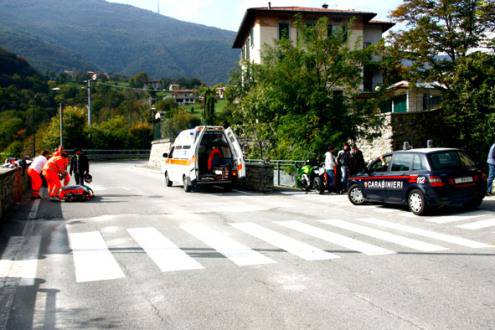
166, 159, 193, 165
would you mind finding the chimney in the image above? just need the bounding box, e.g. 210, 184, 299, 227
322, 3, 329, 9
268, 2, 272, 9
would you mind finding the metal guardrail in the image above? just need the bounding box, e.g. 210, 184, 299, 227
246, 159, 305, 187
67, 149, 150, 161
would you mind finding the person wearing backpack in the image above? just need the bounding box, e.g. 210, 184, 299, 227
487, 142, 495, 196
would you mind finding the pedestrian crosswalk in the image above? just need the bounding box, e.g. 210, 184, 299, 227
62, 217, 492, 282
3, 217, 493, 284
68, 231, 125, 283
352, 205, 495, 231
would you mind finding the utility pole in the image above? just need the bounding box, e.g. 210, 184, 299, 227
32, 94, 37, 157
87, 79, 92, 127
59, 103, 64, 147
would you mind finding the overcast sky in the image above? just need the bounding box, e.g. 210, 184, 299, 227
105, 0, 404, 32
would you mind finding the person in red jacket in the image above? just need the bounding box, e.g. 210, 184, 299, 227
207, 146, 223, 172
42, 146, 70, 201
27, 150, 50, 199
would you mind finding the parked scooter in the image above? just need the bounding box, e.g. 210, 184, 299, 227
295, 161, 326, 194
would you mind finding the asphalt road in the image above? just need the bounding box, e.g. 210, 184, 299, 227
1, 161, 495, 329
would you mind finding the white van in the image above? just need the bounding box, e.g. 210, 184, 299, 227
161, 126, 246, 192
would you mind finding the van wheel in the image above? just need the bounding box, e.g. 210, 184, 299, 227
408, 189, 427, 216
165, 172, 172, 187
183, 176, 192, 193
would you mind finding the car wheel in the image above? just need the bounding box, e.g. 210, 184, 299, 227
165, 172, 172, 187
183, 176, 192, 193
348, 184, 365, 205
408, 189, 427, 216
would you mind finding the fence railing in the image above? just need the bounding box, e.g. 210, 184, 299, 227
246, 159, 305, 187
66, 149, 150, 161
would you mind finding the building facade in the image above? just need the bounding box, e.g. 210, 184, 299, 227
233, 6, 394, 91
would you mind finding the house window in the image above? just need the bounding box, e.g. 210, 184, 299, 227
327, 24, 333, 37
393, 95, 408, 113
422, 93, 442, 111
279, 22, 290, 40
249, 28, 254, 47
380, 100, 392, 113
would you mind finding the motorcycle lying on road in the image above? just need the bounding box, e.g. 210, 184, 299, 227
295, 162, 327, 194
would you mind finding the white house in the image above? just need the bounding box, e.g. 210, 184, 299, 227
232, 5, 394, 91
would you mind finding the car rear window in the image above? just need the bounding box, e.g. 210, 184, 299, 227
427, 151, 476, 170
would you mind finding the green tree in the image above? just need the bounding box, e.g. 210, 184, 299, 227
41, 106, 87, 150
389, 0, 494, 88
87, 116, 129, 149
389, 0, 495, 162
129, 72, 149, 88
202, 87, 216, 125
128, 123, 153, 149
443, 52, 495, 161
229, 17, 381, 160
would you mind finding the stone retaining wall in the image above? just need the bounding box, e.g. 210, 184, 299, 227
239, 164, 274, 193
357, 110, 453, 162
0, 167, 28, 220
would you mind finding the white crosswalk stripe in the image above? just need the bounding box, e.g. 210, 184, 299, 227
354, 218, 492, 249
426, 214, 484, 224
128, 227, 203, 272
68, 231, 125, 282
181, 224, 276, 266
457, 219, 495, 230
320, 220, 447, 252
230, 222, 339, 260
275, 221, 395, 256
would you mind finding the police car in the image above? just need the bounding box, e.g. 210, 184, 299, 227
347, 148, 486, 215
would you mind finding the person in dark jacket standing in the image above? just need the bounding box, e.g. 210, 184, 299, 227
349, 144, 366, 176
337, 143, 351, 193
487, 142, 495, 196
70, 148, 89, 185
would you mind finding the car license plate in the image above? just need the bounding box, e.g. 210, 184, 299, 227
454, 176, 473, 184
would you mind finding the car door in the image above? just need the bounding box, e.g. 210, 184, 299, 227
387, 153, 414, 203
364, 154, 392, 202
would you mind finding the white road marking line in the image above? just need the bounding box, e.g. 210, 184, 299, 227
320, 220, 447, 252
16, 235, 41, 286
427, 214, 483, 224
275, 221, 395, 256
28, 199, 40, 220
0, 237, 24, 278
354, 218, 492, 249
127, 227, 203, 272
0, 236, 41, 286
68, 231, 125, 282
230, 222, 339, 260
458, 219, 495, 230
181, 224, 275, 266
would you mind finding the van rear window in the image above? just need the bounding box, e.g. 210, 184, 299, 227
428, 151, 476, 170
